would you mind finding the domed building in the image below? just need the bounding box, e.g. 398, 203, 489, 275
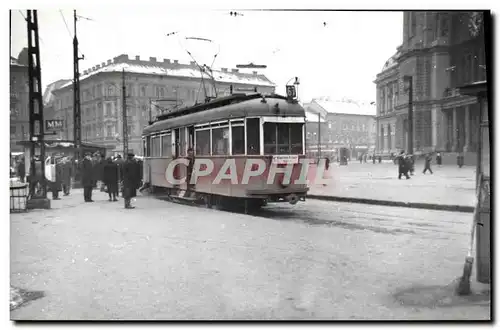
373, 11, 487, 165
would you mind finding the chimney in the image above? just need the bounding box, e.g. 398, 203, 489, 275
190, 61, 196, 66
101, 62, 106, 67
231, 69, 239, 73
135, 55, 140, 61
150, 57, 157, 62
163, 59, 170, 64
83, 70, 88, 75
113, 54, 128, 63
253, 71, 258, 75
173, 60, 179, 64
96, 64, 101, 69
221, 68, 228, 72
92, 66, 96, 71
107, 59, 112, 65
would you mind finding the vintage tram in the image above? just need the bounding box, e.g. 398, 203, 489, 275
141, 92, 310, 211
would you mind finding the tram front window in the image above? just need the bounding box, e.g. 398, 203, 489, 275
264, 122, 303, 155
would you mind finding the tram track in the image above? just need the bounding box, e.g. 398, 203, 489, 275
151, 192, 470, 239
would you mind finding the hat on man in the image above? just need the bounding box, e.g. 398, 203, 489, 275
127, 152, 135, 158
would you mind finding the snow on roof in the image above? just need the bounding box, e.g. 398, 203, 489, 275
10, 57, 27, 67
305, 111, 326, 122
57, 59, 275, 90
313, 99, 376, 116
43, 79, 72, 105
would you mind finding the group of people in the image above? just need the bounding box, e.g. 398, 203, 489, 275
396, 151, 443, 179
81, 152, 142, 209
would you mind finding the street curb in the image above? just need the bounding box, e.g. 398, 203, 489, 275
306, 194, 474, 213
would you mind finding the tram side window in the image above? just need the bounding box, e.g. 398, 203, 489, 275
151, 137, 157, 157
195, 129, 211, 156
231, 121, 245, 155
162, 134, 172, 157
246, 118, 260, 155
212, 125, 229, 155
146, 136, 151, 157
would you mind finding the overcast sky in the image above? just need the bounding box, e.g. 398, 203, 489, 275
11, 9, 403, 103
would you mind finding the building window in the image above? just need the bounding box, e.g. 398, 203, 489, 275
438, 13, 449, 37
141, 86, 147, 97
106, 125, 113, 137
105, 103, 112, 117
409, 12, 417, 37
107, 85, 115, 97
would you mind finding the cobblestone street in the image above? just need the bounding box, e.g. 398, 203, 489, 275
10, 189, 489, 320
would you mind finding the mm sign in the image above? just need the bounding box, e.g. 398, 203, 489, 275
45, 119, 64, 132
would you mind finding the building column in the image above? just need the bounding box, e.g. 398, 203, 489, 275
464, 105, 470, 152
452, 107, 458, 152
431, 105, 438, 151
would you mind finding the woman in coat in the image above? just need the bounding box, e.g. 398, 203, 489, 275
103, 157, 119, 201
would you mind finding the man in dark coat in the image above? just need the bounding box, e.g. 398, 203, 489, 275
103, 157, 119, 201
397, 151, 410, 180
82, 153, 95, 202
423, 153, 433, 174
114, 154, 125, 196
49, 156, 63, 200
122, 153, 141, 209
61, 157, 73, 196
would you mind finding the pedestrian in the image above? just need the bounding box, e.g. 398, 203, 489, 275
122, 152, 141, 209
397, 151, 410, 180
103, 157, 119, 201
436, 152, 442, 166
61, 157, 73, 196
372, 154, 376, 164
17, 157, 25, 183
114, 154, 125, 196
423, 153, 433, 174
49, 156, 63, 200
82, 153, 94, 202
323, 156, 330, 186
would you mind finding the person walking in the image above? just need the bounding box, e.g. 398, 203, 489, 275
122, 153, 141, 209
397, 151, 410, 180
436, 152, 442, 166
82, 153, 95, 202
423, 153, 434, 174
114, 154, 125, 197
103, 157, 119, 201
49, 156, 63, 200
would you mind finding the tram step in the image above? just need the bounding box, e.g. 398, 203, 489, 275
171, 195, 198, 202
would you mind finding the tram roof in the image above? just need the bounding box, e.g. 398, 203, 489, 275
143, 93, 305, 134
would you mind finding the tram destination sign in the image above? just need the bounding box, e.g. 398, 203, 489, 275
45, 119, 64, 132
272, 155, 299, 164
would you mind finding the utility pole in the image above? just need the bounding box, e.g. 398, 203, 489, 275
122, 69, 128, 156
26, 10, 48, 203
318, 113, 322, 158
73, 10, 84, 162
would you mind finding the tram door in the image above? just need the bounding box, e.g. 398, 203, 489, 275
188, 126, 195, 150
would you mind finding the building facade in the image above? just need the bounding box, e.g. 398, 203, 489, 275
47, 54, 276, 155
10, 49, 29, 152
374, 11, 487, 163
304, 97, 376, 160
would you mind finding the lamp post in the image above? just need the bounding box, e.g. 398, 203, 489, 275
403, 75, 414, 155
